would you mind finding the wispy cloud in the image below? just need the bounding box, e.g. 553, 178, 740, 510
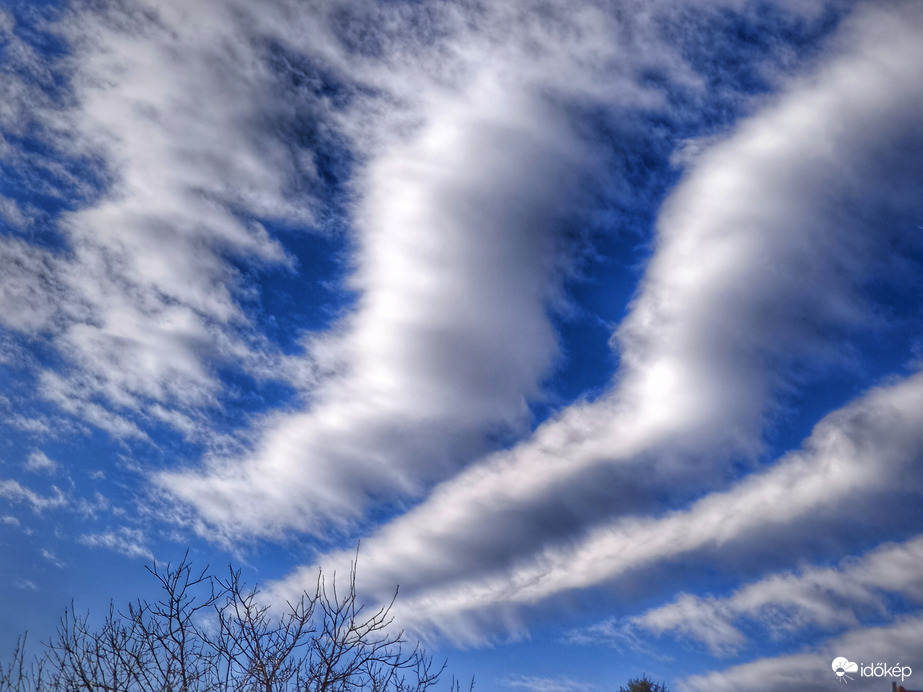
24, 450, 58, 474
15, 579, 39, 592
0, 479, 67, 513
505, 674, 596, 692
565, 619, 668, 659
79, 527, 154, 561
41, 548, 66, 568
634, 534, 923, 655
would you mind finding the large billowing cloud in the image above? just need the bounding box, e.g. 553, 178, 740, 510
264, 0, 923, 642
159, 80, 593, 536
154, 0, 714, 537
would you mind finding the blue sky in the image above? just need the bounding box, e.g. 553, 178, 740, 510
1, 0, 923, 689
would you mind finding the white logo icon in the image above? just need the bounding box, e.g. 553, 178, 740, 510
832, 657, 858, 684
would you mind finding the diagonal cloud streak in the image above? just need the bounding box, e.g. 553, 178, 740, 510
680, 614, 923, 692
634, 533, 923, 656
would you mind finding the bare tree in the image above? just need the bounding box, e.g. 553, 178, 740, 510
1, 553, 461, 692
0, 635, 46, 692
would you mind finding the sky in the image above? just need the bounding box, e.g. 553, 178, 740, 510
1, 0, 923, 689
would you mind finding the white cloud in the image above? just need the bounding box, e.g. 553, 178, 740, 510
266, 0, 923, 641
24, 450, 58, 474
680, 615, 923, 692
0, 237, 76, 336
359, 369, 923, 641
154, 0, 713, 538
634, 534, 923, 655
0, 479, 67, 513
0, 194, 33, 230
79, 527, 154, 561
0, 0, 681, 534
0, 0, 312, 441
0, 0, 861, 553
41, 548, 66, 568
5, 1, 922, 668
505, 674, 597, 692
75, 491, 111, 519
564, 619, 666, 660
159, 78, 594, 538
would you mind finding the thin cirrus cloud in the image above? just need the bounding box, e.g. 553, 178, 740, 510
264, 0, 923, 642
0, 478, 67, 513
79, 527, 154, 561
633, 534, 923, 657
504, 674, 598, 692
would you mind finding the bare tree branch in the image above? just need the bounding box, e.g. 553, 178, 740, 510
2, 550, 459, 692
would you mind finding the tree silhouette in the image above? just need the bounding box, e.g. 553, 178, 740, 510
618, 674, 670, 692
0, 552, 467, 692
